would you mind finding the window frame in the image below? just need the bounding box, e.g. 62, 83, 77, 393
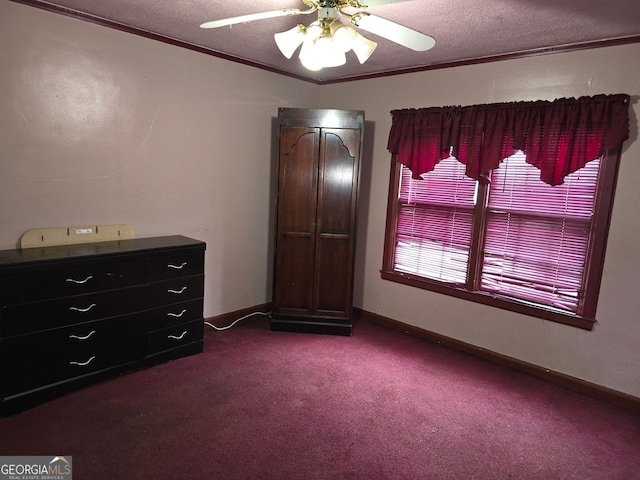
381, 146, 623, 331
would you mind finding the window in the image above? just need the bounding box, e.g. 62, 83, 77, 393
382, 95, 630, 330
383, 149, 621, 330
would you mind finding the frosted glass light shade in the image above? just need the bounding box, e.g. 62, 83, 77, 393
274, 25, 306, 59
332, 24, 358, 52
351, 32, 377, 63
299, 35, 346, 71
330, 24, 377, 64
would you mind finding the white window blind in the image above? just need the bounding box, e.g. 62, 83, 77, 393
481, 152, 600, 312
394, 157, 477, 284
393, 151, 601, 314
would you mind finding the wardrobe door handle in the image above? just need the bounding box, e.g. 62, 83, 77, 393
69, 330, 97, 341
167, 287, 187, 294
168, 309, 187, 318
168, 331, 187, 340
66, 275, 93, 284
70, 356, 96, 367
167, 262, 187, 270
69, 303, 97, 313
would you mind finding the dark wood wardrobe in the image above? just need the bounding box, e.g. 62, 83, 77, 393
271, 108, 364, 335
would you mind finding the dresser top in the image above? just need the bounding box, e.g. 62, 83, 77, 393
0, 235, 205, 268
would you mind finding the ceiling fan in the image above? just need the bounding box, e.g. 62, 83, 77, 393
199, 0, 435, 71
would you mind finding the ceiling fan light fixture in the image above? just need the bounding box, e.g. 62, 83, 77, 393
274, 24, 307, 59
291, 21, 375, 71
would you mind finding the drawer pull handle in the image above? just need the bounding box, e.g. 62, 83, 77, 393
70, 356, 96, 367
168, 331, 187, 340
167, 287, 187, 294
168, 262, 188, 270
66, 275, 93, 284
69, 330, 97, 341
70, 303, 97, 313
168, 309, 187, 318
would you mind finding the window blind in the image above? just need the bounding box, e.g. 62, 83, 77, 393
481, 152, 600, 312
395, 157, 476, 284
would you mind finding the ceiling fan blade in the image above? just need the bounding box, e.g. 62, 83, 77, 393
200, 9, 302, 29
352, 14, 435, 51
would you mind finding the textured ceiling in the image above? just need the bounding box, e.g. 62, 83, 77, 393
15, 0, 640, 84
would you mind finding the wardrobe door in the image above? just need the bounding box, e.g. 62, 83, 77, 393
313, 128, 361, 318
273, 126, 319, 316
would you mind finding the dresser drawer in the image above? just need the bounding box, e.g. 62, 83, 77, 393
147, 251, 204, 282
147, 320, 203, 356
147, 275, 204, 307
62, 335, 144, 378
0, 286, 148, 337
146, 299, 203, 331
0, 258, 146, 305
1, 335, 145, 397
1, 312, 147, 360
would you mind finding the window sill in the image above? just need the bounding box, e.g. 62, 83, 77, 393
380, 270, 596, 331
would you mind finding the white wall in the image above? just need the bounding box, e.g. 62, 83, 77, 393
319, 44, 640, 397
0, 1, 319, 318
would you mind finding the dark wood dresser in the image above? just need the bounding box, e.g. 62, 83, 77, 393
0, 235, 206, 416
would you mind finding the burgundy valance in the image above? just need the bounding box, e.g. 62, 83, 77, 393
387, 94, 630, 185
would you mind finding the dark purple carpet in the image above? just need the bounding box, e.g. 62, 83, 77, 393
1, 318, 639, 479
